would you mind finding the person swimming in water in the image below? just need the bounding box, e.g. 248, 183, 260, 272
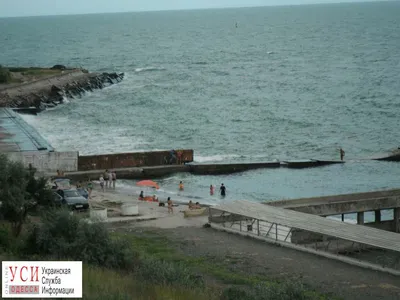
210, 184, 214, 195
179, 181, 184, 191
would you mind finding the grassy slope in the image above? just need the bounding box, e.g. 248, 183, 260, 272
83, 266, 216, 300
0, 221, 336, 299
113, 231, 336, 300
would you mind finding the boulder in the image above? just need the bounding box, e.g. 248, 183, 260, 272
51, 64, 67, 70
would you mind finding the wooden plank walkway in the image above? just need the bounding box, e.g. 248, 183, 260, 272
212, 200, 400, 253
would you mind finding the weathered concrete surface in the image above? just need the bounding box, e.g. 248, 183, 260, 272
0, 108, 53, 152
7, 151, 78, 172
55, 165, 189, 181
364, 220, 396, 232
371, 149, 400, 162
267, 189, 400, 233
189, 162, 280, 175
280, 159, 344, 169
275, 196, 400, 216
267, 189, 400, 209
78, 149, 194, 171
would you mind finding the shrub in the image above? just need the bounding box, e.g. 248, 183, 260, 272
0, 65, 11, 83
221, 281, 312, 300
22, 209, 137, 270
0, 224, 12, 251
0, 155, 31, 236
136, 257, 204, 289
0, 155, 54, 236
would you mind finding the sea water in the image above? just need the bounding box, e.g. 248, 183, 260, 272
2, 2, 400, 221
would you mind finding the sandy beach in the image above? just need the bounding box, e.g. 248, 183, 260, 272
88, 187, 209, 229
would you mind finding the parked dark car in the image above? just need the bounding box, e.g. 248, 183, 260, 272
54, 189, 89, 210
77, 188, 89, 199
51, 178, 71, 190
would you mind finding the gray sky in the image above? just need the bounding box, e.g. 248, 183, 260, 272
0, 0, 383, 18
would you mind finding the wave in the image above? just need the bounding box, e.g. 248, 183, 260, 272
194, 153, 276, 163
194, 154, 242, 163
134, 67, 166, 73
192, 62, 208, 65
210, 70, 230, 76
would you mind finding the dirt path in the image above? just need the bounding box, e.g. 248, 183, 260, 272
114, 226, 400, 300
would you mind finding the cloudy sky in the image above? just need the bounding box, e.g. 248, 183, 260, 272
0, 0, 383, 17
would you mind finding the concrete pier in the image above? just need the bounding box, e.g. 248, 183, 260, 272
0, 108, 77, 172
189, 162, 280, 175
267, 189, 400, 233
280, 159, 344, 169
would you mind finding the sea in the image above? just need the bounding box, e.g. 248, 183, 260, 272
1, 1, 400, 220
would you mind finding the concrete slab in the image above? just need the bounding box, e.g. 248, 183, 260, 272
0, 108, 53, 152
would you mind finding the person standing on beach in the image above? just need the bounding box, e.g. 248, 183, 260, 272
99, 175, 105, 192
167, 197, 173, 214
340, 148, 345, 161
111, 171, 117, 189
104, 170, 109, 188
87, 179, 93, 199
220, 183, 226, 197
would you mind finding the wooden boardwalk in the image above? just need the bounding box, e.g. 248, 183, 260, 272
211, 200, 400, 253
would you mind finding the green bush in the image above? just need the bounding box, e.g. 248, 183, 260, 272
0, 65, 11, 83
0, 154, 54, 237
0, 224, 12, 251
221, 281, 311, 300
22, 209, 137, 270
7, 67, 31, 72
136, 257, 205, 289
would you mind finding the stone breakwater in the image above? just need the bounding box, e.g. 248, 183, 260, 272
0, 69, 124, 113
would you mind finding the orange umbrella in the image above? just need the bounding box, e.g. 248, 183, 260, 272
136, 180, 160, 189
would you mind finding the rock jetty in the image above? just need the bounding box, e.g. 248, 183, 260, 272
0, 68, 124, 114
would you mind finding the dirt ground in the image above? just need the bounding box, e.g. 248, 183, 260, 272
112, 225, 400, 300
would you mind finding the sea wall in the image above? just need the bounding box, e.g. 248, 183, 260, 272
0, 69, 124, 113
190, 162, 280, 175
7, 151, 78, 173
78, 149, 194, 171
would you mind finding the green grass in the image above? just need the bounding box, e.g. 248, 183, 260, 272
0, 254, 216, 300
82, 265, 216, 300
113, 231, 335, 300
22, 69, 62, 76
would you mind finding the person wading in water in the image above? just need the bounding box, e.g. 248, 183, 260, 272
220, 183, 226, 197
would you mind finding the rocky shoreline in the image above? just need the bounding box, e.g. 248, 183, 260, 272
0, 69, 124, 114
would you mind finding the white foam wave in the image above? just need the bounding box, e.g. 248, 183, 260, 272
134, 67, 166, 73
194, 154, 242, 163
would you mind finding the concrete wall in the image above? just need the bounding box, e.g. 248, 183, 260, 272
364, 220, 396, 232
78, 149, 194, 171
7, 151, 78, 173
291, 229, 325, 244
190, 162, 280, 175
269, 189, 400, 208
285, 197, 400, 216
